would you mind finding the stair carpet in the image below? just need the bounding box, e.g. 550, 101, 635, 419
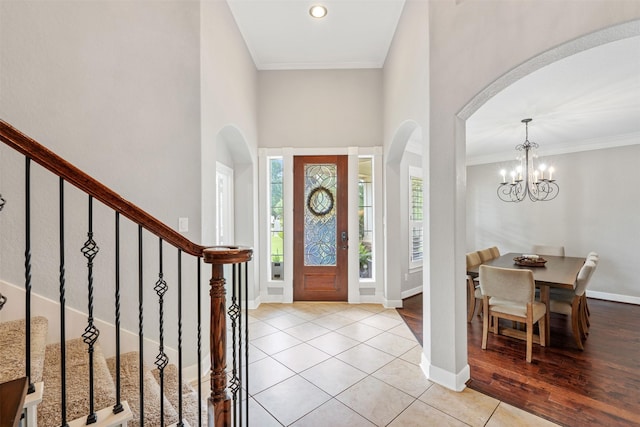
0, 317, 205, 427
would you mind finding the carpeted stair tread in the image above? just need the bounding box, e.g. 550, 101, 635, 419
0, 316, 48, 384
39, 337, 116, 426
152, 364, 206, 427
106, 351, 179, 427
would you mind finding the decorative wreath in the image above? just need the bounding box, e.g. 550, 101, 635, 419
307, 186, 334, 217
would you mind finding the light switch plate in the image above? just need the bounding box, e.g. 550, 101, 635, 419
178, 217, 188, 233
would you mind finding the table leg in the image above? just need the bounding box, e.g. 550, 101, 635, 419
539, 286, 550, 344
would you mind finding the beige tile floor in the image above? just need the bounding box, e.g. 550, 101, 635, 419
201, 302, 559, 426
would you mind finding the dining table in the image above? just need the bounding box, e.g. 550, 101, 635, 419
467, 252, 586, 345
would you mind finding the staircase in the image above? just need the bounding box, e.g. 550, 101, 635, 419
1, 119, 253, 427
0, 316, 204, 427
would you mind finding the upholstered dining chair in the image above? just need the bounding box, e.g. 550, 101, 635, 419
479, 265, 547, 363
466, 251, 483, 322
478, 247, 496, 262
489, 246, 501, 259
531, 244, 565, 257
549, 259, 597, 350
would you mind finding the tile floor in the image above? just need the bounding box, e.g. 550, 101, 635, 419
205, 302, 559, 426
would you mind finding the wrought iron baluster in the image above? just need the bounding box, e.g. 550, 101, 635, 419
237, 263, 243, 427
244, 261, 250, 426
197, 257, 203, 427
59, 178, 68, 426
24, 157, 34, 394
177, 249, 184, 427
138, 225, 144, 425
229, 264, 240, 427
81, 195, 100, 424
154, 238, 169, 426
1, 185, 6, 309
113, 213, 124, 414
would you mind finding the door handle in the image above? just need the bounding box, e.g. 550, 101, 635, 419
341, 231, 348, 250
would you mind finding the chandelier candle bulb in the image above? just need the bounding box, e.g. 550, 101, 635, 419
549, 167, 554, 181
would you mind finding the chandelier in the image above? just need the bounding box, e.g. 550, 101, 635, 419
497, 118, 559, 202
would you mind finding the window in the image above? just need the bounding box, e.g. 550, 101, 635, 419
359, 157, 374, 279
269, 157, 284, 280
409, 167, 423, 268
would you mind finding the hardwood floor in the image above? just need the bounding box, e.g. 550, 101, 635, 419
396, 294, 640, 427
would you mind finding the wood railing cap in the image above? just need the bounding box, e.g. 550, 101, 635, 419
203, 246, 253, 264
0, 119, 239, 260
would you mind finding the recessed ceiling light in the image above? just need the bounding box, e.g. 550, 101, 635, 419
309, 5, 327, 19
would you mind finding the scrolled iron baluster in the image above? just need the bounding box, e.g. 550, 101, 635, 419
25, 157, 35, 394
177, 249, 184, 427
113, 212, 124, 414
228, 264, 241, 427
197, 257, 203, 427
59, 178, 69, 426
138, 225, 144, 425
155, 238, 169, 426
81, 195, 100, 424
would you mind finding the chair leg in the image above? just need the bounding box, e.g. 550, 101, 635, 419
583, 295, 591, 328
526, 319, 533, 363
571, 298, 585, 351
467, 281, 476, 323
538, 315, 546, 347
481, 299, 489, 350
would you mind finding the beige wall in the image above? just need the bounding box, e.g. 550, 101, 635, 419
258, 69, 383, 148
383, 0, 640, 390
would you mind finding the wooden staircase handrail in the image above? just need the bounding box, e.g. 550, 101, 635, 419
0, 119, 205, 257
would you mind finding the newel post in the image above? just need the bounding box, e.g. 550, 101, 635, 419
203, 246, 252, 427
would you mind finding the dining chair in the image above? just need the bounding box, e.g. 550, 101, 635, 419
549, 259, 597, 350
531, 244, 565, 257
478, 247, 496, 262
479, 265, 546, 363
466, 251, 483, 322
489, 246, 501, 258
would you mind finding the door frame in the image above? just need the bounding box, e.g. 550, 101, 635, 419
258, 146, 384, 305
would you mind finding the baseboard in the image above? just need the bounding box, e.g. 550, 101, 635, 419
383, 298, 403, 308
420, 352, 470, 392
401, 286, 423, 299
586, 290, 640, 305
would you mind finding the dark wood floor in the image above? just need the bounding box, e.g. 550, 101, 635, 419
396, 294, 640, 427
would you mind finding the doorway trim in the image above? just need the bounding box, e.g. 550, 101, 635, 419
258, 146, 383, 304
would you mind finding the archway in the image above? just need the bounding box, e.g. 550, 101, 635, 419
385, 120, 422, 307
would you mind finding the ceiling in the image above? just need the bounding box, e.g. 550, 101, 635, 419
226, 0, 405, 70
226, 1, 639, 162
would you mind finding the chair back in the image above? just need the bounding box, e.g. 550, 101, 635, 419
466, 251, 481, 269
478, 248, 495, 262
489, 246, 500, 258
532, 244, 565, 257
479, 265, 535, 304
587, 251, 599, 264
575, 260, 597, 296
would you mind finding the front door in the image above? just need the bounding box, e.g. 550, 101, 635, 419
293, 155, 348, 301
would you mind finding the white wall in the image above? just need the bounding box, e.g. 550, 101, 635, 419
258, 69, 383, 148
467, 144, 640, 301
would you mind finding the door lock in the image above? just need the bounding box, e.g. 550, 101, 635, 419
341, 231, 348, 250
